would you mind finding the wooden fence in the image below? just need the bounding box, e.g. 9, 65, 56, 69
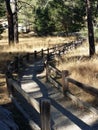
46, 63, 98, 115
23, 39, 83, 62
5, 39, 84, 130
6, 71, 51, 130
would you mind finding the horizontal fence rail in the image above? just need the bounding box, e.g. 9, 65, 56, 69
46, 63, 98, 115
6, 39, 84, 78
6, 74, 51, 130
5, 39, 85, 130
68, 78, 98, 97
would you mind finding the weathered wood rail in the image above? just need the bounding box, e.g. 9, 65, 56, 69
5, 39, 85, 130
6, 54, 51, 130
22, 39, 83, 63
6, 39, 84, 79
46, 63, 98, 115
6, 73, 51, 130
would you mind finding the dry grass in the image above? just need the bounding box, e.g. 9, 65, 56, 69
1, 30, 98, 108
56, 42, 98, 107
58, 42, 98, 88
67, 59, 98, 87
0, 33, 76, 129
1, 31, 75, 53
0, 31, 75, 105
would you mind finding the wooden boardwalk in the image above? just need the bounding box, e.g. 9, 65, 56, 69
19, 60, 98, 130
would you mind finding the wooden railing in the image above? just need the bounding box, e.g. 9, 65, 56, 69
6, 51, 51, 130
46, 63, 98, 115
6, 67, 51, 130
5, 39, 84, 130
46, 63, 70, 94
6, 39, 84, 75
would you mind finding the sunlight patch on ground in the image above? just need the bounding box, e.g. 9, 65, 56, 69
21, 82, 40, 93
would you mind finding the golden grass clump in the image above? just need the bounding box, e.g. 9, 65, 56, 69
67, 60, 98, 87
56, 42, 98, 106
0, 31, 76, 53
58, 42, 98, 89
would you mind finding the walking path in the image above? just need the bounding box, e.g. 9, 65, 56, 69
20, 60, 98, 130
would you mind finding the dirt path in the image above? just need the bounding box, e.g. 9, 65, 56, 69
19, 60, 98, 130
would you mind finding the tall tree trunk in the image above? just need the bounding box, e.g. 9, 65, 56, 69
5, 0, 14, 45
13, 0, 19, 43
86, 0, 95, 57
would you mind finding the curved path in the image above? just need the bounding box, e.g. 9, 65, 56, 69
19, 60, 98, 130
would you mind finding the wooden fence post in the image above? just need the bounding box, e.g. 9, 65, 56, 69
40, 99, 51, 130
41, 49, 43, 58
15, 56, 19, 72
26, 53, 30, 62
58, 50, 60, 56
47, 53, 50, 64
47, 48, 49, 55
34, 50, 37, 59
62, 70, 69, 95
5, 71, 13, 97
46, 62, 49, 82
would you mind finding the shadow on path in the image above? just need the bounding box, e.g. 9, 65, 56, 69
21, 61, 93, 130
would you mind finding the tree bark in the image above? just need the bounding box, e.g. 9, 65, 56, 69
5, 0, 14, 45
13, 0, 19, 43
86, 0, 95, 57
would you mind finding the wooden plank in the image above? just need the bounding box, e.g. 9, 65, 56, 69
62, 70, 69, 94
12, 97, 40, 130
48, 76, 62, 90
48, 65, 61, 76
68, 78, 98, 97
40, 99, 51, 130
66, 92, 98, 115
8, 79, 40, 113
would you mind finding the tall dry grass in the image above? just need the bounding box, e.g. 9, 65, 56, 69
57, 42, 98, 89
0, 30, 76, 53
55, 42, 98, 106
